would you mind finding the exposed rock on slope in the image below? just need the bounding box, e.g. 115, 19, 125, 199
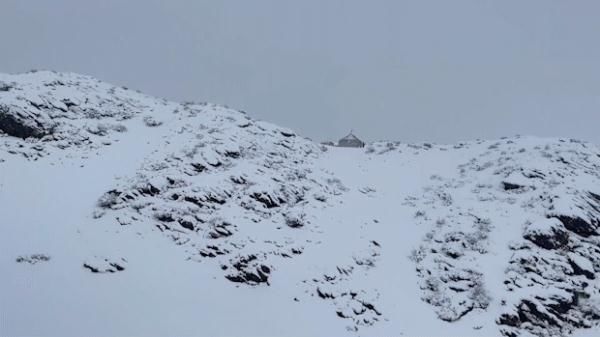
2, 72, 600, 337
0, 70, 340, 287
396, 138, 600, 337
93, 103, 340, 284
0, 70, 175, 160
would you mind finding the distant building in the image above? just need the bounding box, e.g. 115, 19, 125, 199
337, 131, 365, 148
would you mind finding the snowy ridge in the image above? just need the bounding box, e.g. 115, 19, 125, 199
2, 71, 600, 337
93, 102, 340, 286
0, 71, 177, 159
387, 138, 600, 337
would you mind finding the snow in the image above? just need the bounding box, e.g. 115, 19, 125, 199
2, 71, 600, 337
524, 218, 564, 236
568, 253, 594, 275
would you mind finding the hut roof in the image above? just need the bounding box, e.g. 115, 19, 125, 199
339, 132, 363, 142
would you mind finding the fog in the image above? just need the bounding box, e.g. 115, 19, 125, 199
1, 0, 599, 144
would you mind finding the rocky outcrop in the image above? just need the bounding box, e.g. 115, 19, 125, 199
86, 95, 340, 288
3, 72, 600, 337
224, 254, 272, 285
523, 218, 570, 250
0, 105, 50, 139
0, 70, 171, 159
405, 138, 600, 337
83, 256, 128, 274
301, 241, 383, 332
15, 254, 51, 264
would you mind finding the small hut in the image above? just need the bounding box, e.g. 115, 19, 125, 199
337, 131, 365, 148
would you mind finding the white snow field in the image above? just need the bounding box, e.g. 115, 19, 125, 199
1, 71, 600, 337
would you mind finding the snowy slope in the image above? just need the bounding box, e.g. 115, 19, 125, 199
1, 71, 600, 337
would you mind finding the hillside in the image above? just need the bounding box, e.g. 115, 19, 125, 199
1, 71, 599, 337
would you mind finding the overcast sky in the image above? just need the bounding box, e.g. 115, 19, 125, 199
1, 0, 599, 144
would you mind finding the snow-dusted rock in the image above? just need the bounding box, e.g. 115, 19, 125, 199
2, 72, 600, 337
402, 137, 600, 337
523, 218, 570, 250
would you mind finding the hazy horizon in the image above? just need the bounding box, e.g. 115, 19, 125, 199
1, 0, 599, 144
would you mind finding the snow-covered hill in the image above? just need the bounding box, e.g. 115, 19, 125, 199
1, 71, 599, 337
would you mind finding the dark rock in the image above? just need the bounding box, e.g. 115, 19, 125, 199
224, 255, 270, 285
209, 227, 232, 238
83, 257, 127, 274
519, 299, 561, 326
224, 150, 240, 159
502, 182, 525, 191
0, 106, 49, 139
83, 263, 100, 273
555, 215, 597, 237
230, 175, 247, 185
15, 254, 51, 264
155, 213, 175, 222
523, 224, 569, 250
255, 266, 270, 282
208, 221, 233, 238
0, 82, 12, 91
251, 192, 281, 209
225, 275, 246, 283
97, 190, 121, 209
546, 294, 577, 315
204, 193, 226, 205
361, 302, 382, 316
226, 270, 268, 285
568, 258, 595, 280
191, 163, 206, 173
138, 183, 160, 196
184, 196, 204, 208
178, 220, 195, 231
522, 169, 545, 179
317, 287, 335, 299
284, 213, 305, 228
498, 313, 520, 327
199, 245, 230, 258
243, 271, 262, 284
109, 263, 125, 271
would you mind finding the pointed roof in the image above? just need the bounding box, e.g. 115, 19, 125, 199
339, 130, 362, 142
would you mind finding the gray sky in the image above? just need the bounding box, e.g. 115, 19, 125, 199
1, 0, 599, 144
